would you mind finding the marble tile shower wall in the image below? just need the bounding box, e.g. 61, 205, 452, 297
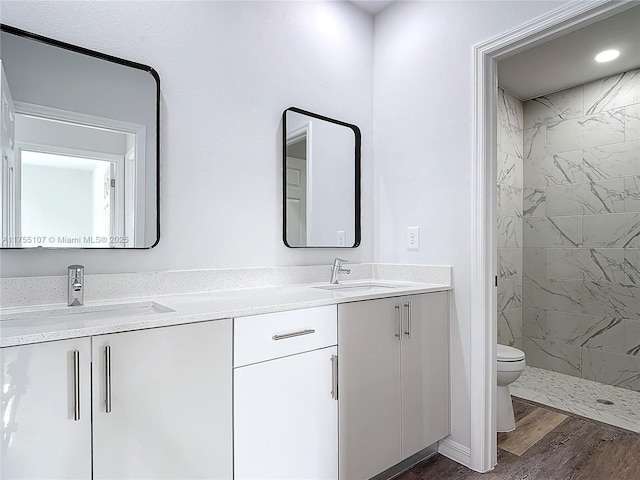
522, 68, 640, 392
497, 88, 524, 348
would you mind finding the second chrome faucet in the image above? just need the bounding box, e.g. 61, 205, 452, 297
330, 258, 351, 284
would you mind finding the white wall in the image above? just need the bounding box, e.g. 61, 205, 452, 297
372, 0, 567, 457
0, 0, 374, 276
21, 163, 94, 246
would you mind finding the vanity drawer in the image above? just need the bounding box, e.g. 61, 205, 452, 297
234, 305, 337, 367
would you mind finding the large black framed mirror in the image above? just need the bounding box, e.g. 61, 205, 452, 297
282, 107, 361, 248
0, 24, 160, 249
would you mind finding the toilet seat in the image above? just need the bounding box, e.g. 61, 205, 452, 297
497, 344, 525, 362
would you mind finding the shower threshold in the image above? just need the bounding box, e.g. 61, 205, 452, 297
510, 366, 640, 433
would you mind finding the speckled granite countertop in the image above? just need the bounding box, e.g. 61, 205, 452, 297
0, 280, 451, 347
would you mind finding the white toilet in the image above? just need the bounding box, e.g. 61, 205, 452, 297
497, 344, 526, 432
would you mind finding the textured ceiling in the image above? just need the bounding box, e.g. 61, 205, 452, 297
498, 5, 640, 100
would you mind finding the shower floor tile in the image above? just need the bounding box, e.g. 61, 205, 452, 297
511, 366, 640, 433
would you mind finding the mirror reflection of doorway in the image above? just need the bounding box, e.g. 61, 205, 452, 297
20, 150, 118, 247
282, 107, 360, 248
1, 60, 147, 248
1, 61, 17, 246
285, 123, 311, 247
0, 100, 144, 247
286, 154, 307, 245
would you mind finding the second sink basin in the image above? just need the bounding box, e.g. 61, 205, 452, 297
314, 282, 401, 293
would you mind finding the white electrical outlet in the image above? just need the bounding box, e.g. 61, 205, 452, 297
407, 226, 419, 250
337, 230, 346, 246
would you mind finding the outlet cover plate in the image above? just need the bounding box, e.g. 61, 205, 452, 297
407, 226, 419, 250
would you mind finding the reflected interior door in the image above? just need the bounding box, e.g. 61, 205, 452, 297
286, 156, 307, 246
101, 162, 116, 245
1, 61, 17, 245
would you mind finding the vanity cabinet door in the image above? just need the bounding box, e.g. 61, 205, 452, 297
91, 319, 232, 480
338, 297, 402, 480
400, 292, 450, 458
338, 292, 451, 478
0, 338, 92, 479
234, 346, 338, 480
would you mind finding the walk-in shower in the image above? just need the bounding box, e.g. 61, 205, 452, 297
496, 67, 640, 432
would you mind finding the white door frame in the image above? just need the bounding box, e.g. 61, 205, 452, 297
471, 0, 637, 472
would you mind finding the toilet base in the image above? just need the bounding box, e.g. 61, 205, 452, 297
497, 385, 515, 432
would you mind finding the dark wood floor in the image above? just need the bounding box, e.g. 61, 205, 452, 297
396, 398, 640, 480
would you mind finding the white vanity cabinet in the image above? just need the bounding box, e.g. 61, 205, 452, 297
0, 319, 233, 480
338, 292, 450, 479
1, 337, 93, 479
233, 306, 338, 480
1, 284, 451, 480
92, 319, 232, 479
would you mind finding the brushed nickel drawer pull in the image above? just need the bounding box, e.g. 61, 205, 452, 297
404, 302, 412, 339
331, 355, 338, 400
395, 305, 402, 340
73, 350, 80, 421
105, 346, 112, 413
272, 329, 316, 341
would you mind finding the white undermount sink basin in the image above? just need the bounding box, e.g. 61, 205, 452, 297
1, 301, 174, 326
314, 282, 401, 292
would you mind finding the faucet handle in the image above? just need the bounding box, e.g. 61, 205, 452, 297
334, 258, 349, 265
68, 265, 84, 277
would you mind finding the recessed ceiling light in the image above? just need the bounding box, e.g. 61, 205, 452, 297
595, 49, 620, 63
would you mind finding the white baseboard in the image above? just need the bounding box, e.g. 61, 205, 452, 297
437, 438, 472, 468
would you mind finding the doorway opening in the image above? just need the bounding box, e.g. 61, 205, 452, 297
472, 0, 639, 472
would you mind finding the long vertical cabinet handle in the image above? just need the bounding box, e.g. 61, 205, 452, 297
331, 355, 338, 400
394, 305, 402, 340
404, 302, 412, 339
73, 350, 80, 421
105, 346, 112, 413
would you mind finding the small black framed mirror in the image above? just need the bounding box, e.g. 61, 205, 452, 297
0, 24, 160, 249
282, 107, 361, 248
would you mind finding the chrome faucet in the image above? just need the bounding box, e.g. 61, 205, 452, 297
330, 258, 351, 284
68, 265, 84, 306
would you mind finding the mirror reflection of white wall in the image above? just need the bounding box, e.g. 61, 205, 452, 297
285, 110, 356, 247
21, 151, 112, 247
311, 119, 355, 246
